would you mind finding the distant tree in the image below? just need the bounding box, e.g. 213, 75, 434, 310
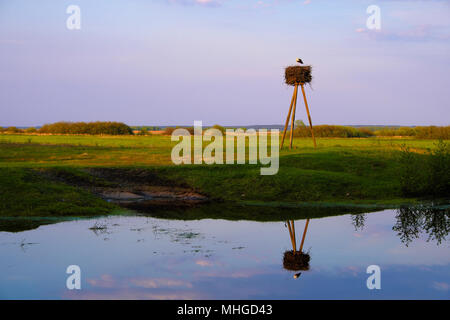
293, 125, 374, 138
373, 126, 449, 139
162, 127, 176, 135
137, 128, 151, 136
38, 121, 133, 135
211, 124, 226, 133
5, 126, 23, 133
163, 126, 195, 135
25, 127, 37, 133
294, 120, 306, 128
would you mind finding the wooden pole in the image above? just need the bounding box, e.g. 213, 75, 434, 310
280, 84, 298, 149
299, 219, 310, 253
286, 221, 296, 253
290, 220, 297, 252
289, 83, 299, 149
300, 84, 316, 148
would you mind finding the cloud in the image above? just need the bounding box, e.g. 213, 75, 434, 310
356, 25, 450, 42
87, 274, 116, 288
195, 0, 215, 4
344, 266, 360, 277
196, 259, 214, 267
130, 278, 193, 288
87, 274, 193, 289
65, 290, 200, 300
193, 267, 280, 279
432, 281, 449, 291
377, 0, 449, 2
165, 0, 222, 7
71, 274, 200, 300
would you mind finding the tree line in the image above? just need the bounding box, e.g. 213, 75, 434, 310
292, 124, 450, 139
0, 122, 133, 135
1, 123, 449, 139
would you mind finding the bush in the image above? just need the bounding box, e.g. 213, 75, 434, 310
5, 126, 23, 133
162, 127, 176, 135
428, 140, 450, 196
375, 127, 416, 137
163, 126, 195, 135
38, 122, 133, 135
293, 125, 373, 138
374, 126, 450, 139
356, 127, 375, 137
399, 146, 429, 196
25, 127, 37, 133
415, 126, 450, 140
137, 128, 151, 136
399, 140, 450, 197
211, 124, 226, 134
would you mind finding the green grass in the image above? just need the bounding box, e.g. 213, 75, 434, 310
0, 133, 446, 218
0, 167, 116, 217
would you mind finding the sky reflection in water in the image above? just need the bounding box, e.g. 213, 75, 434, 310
0, 209, 449, 299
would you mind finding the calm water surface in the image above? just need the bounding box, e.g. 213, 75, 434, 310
1, 209, 449, 299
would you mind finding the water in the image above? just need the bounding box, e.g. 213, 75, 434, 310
0, 208, 449, 299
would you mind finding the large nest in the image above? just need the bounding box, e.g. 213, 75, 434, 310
283, 250, 310, 271
284, 65, 312, 85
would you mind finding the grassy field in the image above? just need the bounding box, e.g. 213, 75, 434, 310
0, 133, 446, 218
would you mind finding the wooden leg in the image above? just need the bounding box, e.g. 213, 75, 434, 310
280, 85, 298, 149
299, 219, 310, 253
300, 84, 316, 148
286, 221, 296, 253
289, 84, 299, 149
290, 220, 297, 252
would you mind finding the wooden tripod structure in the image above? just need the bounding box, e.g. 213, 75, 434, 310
286, 219, 310, 253
280, 83, 316, 149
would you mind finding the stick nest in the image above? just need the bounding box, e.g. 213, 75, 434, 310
284, 65, 312, 85
283, 250, 310, 271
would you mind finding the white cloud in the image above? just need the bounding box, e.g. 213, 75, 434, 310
166, 0, 222, 7
432, 281, 449, 291
356, 25, 450, 42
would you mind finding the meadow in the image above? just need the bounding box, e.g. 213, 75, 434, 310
0, 133, 448, 217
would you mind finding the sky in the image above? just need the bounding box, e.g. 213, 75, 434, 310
0, 0, 449, 127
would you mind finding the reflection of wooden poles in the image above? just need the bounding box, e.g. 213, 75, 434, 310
290, 221, 296, 252
286, 221, 297, 253
299, 219, 310, 252
300, 84, 316, 148
280, 83, 316, 149
287, 219, 310, 253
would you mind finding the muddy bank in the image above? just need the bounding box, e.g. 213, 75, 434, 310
37, 167, 209, 209
100, 187, 208, 208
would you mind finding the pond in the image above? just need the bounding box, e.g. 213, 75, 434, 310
0, 206, 449, 299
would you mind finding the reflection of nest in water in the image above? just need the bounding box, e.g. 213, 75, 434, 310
283, 250, 310, 271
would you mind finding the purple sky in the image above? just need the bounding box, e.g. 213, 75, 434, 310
0, 0, 449, 127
